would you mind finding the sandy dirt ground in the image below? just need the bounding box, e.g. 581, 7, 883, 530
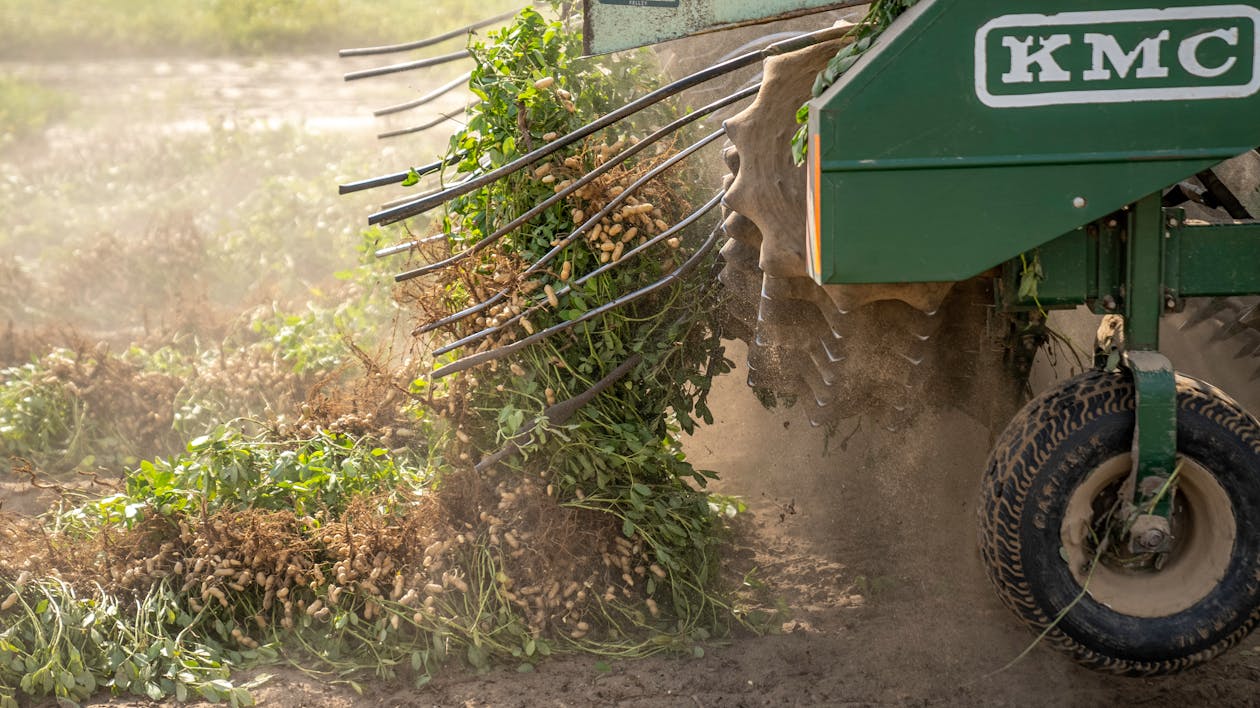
81, 330, 1260, 708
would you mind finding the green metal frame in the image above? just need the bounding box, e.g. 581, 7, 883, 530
595, 0, 1260, 531
806, 0, 1260, 285
1000, 198, 1260, 521
998, 208, 1260, 313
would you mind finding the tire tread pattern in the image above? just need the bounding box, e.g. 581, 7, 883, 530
977, 369, 1260, 675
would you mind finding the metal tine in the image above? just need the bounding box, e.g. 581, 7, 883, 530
1179, 297, 1231, 330
388, 84, 757, 279
339, 152, 468, 195
377, 174, 477, 212
475, 351, 643, 473
339, 8, 523, 57
373, 174, 490, 255
344, 48, 472, 82
1238, 302, 1259, 325
378, 104, 477, 139
408, 126, 727, 336
368, 24, 852, 227
1235, 338, 1260, 360
429, 223, 722, 380
375, 71, 473, 117
1211, 312, 1254, 342
679, 31, 797, 101
376, 233, 447, 259
432, 189, 725, 357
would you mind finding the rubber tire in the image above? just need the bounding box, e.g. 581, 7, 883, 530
978, 368, 1260, 675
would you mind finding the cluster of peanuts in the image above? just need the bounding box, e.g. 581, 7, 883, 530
476, 478, 590, 636
475, 139, 688, 348
161, 509, 470, 647
292, 385, 412, 450
172, 513, 323, 647
532, 76, 576, 113
0, 471, 675, 653
486, 478, 669, 640
191, 350, 301, 404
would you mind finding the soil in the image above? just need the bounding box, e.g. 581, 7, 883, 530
73, 332, 1260, 707
7, 40, 1260, 708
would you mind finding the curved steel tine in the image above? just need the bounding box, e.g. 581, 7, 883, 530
339, 8, 523, 57
474, 351, 642, 473
344, 49, 472, 82
339, 151, 468, 195
374, 71, 472, 117
376, 173, 477, 211
429, 224, 721, 380
377, 103, 477, 140
432, 189, 724, 357
384, 84, 756, 278
367, 24, 851, 226
406, 127, 727, 336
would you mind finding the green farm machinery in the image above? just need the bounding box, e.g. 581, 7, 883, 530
341, 0, 1260, 676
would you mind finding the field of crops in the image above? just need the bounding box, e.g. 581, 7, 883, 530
0, 3, 764, 705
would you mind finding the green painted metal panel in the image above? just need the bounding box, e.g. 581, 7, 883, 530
998, 228, 1090, 309
1125, 194, 1166, 350
807, 0, 1260, 284
581, 0, 857, 55
1174, 222, 1260, 295
999, 211, 1260, 310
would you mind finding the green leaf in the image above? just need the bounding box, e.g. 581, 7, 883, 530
401, 168, 421, 187
466, 645, 489, 670
593, 660, 611, 673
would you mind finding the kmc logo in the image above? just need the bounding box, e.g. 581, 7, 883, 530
975, 5, 1260, 107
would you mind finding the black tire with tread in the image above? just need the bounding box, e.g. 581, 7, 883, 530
978, 368, 1260, 675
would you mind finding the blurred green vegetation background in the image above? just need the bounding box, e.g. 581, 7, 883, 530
0, 0, 516, 58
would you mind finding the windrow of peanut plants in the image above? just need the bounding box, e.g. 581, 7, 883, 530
0, 5, 750, 706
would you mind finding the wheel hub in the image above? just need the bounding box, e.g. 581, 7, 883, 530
1060, 454, 1236, 618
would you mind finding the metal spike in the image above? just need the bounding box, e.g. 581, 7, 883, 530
474, 352, 642, 473
339, 8, 522, 57
386, 84, 757, 279
339, 151, 467, 195
431, 189, 725, 356
378, 104, 476, 140
407, 126, 727, 336
367, 24, 852, 226
428, 223, 722, 380
374, 71, 472, 117
344, 49, 472, 82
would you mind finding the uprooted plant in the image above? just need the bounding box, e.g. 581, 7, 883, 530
0, 5, 748, 705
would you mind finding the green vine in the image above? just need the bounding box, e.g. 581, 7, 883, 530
791, 0, 920, 164
414, 3, 734, 643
